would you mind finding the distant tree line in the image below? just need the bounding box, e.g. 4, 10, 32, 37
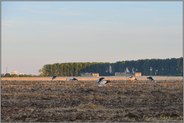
1, 73, 39, 77
39, 57, 183, 76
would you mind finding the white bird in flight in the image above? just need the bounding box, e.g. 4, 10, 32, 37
96, 77, 110, 86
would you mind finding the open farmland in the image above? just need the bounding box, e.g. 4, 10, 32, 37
1, 77, 183, 122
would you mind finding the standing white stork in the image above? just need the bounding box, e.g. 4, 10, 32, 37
147, 76, 154, 81
67, 77, 78, 81
52, 75, 57, 80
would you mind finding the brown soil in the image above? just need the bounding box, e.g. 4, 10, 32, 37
1, 80, 183, 122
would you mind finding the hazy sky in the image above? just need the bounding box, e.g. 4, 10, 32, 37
2, 1, 182, 75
